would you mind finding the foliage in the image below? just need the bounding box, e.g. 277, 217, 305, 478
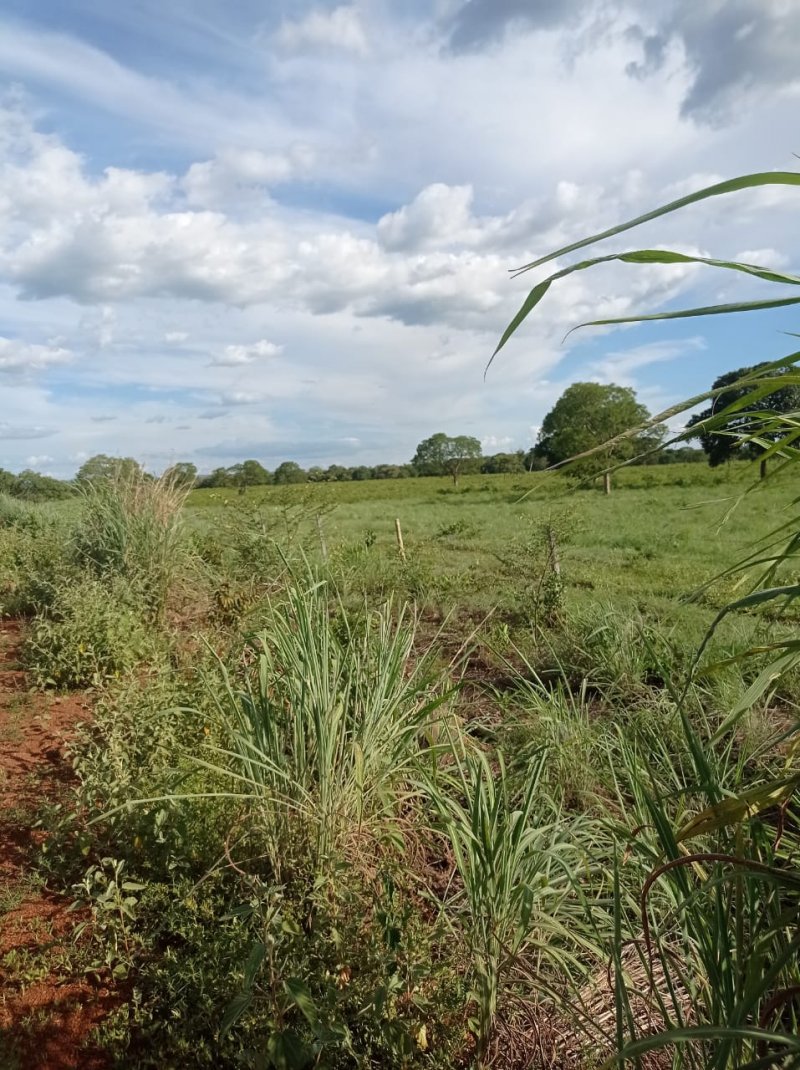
430, 747, 592, 1063
273, 460, 307, 484
412, 432, 483, 484
687, 361, 800, 474
76, 454, 144, 484
162, 461, 198, 487
73, 468, 190, 620
480, 450, 525, 474
0, 502, 78, 616
193, 580, 450, 874
228, 459, 271, 493
23, 576, 154, 688
535, 382, 664, 484
493, 168, 800, 1067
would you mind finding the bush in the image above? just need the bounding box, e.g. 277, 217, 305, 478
0, 508, 78, 616
23, 578, 155, 688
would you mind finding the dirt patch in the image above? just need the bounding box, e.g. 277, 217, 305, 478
0, 620, 118, 1069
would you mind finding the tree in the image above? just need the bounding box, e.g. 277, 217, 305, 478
273, 461, 306, 485
227, 459, 270, 494
163, 462, 198, 488
76, 454, 143, 484
481, 451, 525, 474
411, 432, 482, 485
535, 382, 663, 492
324, 464, 350, 482
11, 470, 72, 501
197, 467, 233, 489
687, 363, 800, 479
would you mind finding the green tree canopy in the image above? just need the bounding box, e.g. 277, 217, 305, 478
535, 382, 663, 490
163, 462, 198, 488
273, 461, 307, 485
481, 451, 525, 474
412, 432, 482, 484
686, 362, 800, 477
75, 454, 143, 484
227, 459, 270, 493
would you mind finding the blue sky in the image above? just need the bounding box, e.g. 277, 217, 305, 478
1, 0, 799, 476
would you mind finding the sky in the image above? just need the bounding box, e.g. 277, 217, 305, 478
1, 0, 799, 477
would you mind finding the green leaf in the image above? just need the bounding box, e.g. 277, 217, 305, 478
284, 978, 319, 1029
515, 172, 800, 275
220, 991, 253, 1037
243, 939, 266, 989
676, 773, 800, 841
491, 170, 800, 360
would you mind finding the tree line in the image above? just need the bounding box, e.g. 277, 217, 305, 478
0, 360, 791, 502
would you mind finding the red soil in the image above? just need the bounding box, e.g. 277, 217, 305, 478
0, 620, 117, 1069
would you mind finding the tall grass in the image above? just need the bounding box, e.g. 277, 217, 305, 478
199, 580, 452, 875
73, 469, 190, 620
428, 746, 598, 1064
493, 170, 800, 1066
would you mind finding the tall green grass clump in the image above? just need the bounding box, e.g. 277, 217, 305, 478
74, 468, 190, 620
200, 579, 451, 874
429, 746, 597, 1065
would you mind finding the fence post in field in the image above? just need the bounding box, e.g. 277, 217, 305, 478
316, 513, 328, 562
603, 471, 612, 495
394, 517, 406, 562
547, 525, 561, 577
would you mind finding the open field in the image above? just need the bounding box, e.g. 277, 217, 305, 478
0, 460, 798, 1068
187, 462, 798, 643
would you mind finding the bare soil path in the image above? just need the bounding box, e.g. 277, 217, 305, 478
0, 620, 117, 1069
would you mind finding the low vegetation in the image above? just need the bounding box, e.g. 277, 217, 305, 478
1, 172, 798, 1068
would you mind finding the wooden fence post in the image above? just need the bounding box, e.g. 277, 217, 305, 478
394, 517, 406, 562
316, 514, 328, 562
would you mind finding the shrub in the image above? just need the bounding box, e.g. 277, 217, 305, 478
24, 578, 154, 688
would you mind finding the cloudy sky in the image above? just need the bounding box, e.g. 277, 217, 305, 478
1, 0, 799, 476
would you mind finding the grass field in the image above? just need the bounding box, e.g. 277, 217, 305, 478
187, 461, 794, 639
1, 459, 798, 1068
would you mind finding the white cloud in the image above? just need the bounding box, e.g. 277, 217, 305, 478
183, 146, 316, 209
275, 6, 369, 56
482, 434, 515, 450
378, 184, 478, 251
210, 339, 283, 366
0, 422, 54, 440
0, 3, 799, 477
0, 336, 71, 373
584, 336, 707, 387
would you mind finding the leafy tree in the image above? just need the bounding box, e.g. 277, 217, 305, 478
306, 466, 326, 483
481, 451, 525, 474
350, 465, 373, 481
228, 459, 270, 494
76, 454, 143, 484
325, 464, 350, 482
273, 461, 306, 485
163, 462, 198, 488
523, 449, 549, 472
687, 362, 800, 478
197, 467, 233, 489
11, 469, 72, 501
412, 432, 483, 485
535, 382, 663, 491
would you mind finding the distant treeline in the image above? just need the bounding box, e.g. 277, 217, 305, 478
0, 445, 709, 503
